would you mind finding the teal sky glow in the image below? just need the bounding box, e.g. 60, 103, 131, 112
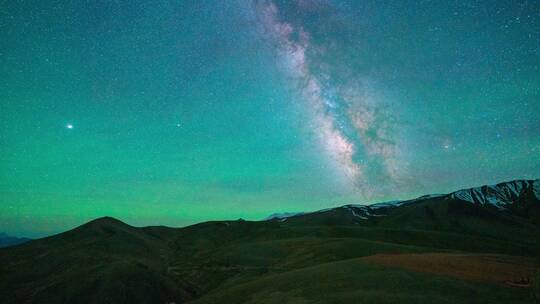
1, 0, 539, 237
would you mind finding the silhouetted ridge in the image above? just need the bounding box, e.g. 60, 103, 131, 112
264, 179, 540, 223
68, 216, 138, 238
2, 178, 539, 304
85, 216, 128, 226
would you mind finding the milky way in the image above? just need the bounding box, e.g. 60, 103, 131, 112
1, 0, 539, 236
254, 1, 407, 198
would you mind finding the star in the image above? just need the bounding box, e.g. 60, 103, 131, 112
66, 124, 73, 129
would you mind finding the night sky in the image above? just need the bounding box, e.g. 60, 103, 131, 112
1, 0, 539, 237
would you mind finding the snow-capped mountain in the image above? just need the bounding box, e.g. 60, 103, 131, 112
448, 179, 540, 209
264, 212, 305, 220
264, 179, 540, 221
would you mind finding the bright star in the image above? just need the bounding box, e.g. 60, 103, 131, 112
66, 124, 73, 129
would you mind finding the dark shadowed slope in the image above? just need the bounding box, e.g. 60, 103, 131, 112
0, 217, 194, 304
1, 179, 539, 303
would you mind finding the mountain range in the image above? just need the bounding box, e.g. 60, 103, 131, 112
1, 179, 539, 303
0, 233, 30, 248
267, 179, 540, 224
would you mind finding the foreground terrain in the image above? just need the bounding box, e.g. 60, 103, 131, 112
1, 179, 539, 303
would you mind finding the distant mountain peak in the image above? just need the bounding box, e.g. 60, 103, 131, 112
87, 216, 126, 226
264, 212, 305, 221
264, 179, 540, 222
0, 232, 31, 248
74, 216, 134, 236
448, 179, 540, 209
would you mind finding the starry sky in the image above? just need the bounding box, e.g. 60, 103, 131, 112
1, 0, 539, 237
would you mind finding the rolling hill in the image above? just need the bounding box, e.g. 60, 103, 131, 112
1, 179, 539, 303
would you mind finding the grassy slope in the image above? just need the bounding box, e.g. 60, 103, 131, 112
191, 258, 533, 304
0, 217, 193, 304
174, 216, 539, 303
281, 197, 540, 257
1, 199, 540, 303
362, 253, 539, 284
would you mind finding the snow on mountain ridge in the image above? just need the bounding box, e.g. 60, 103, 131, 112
264, 179, 539, 221
344, 205, 368, 219
264, 212, 305, 220
355, 200, 403, 209
449, 179, 539, 209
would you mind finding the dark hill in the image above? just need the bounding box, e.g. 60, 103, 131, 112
1, 179, 539, 303
0, 217, 194, 304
